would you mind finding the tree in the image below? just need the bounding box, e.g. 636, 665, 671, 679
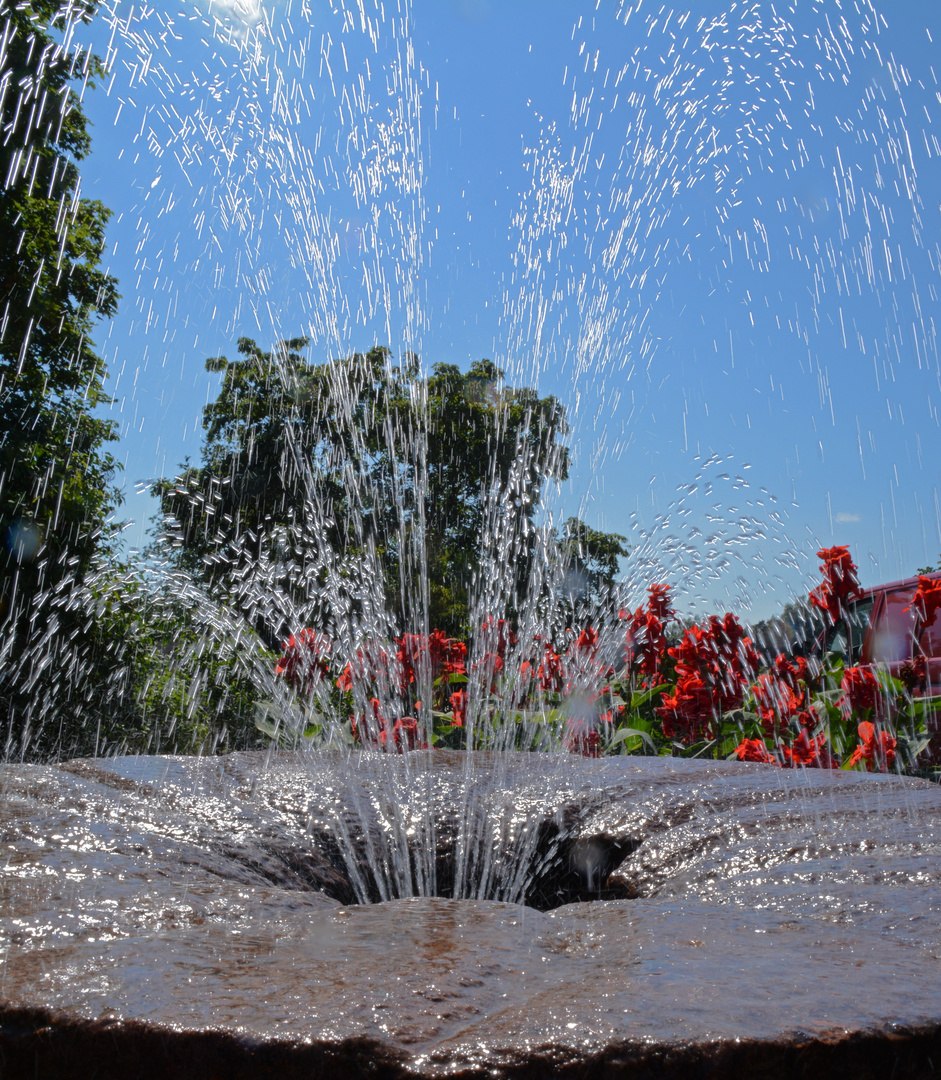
157, 340, 619, 639
0, 2, 121, 757
555, 516, 630, 610
81, 564, 266, 756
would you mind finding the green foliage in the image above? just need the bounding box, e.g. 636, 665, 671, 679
111, 592, 265, 755
555, 516, 630, 608
0, 2, 122, 756
157, 340, 592, 638
45, 557, 272, 760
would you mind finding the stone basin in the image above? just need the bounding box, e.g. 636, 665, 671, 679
0, 751, 940, 1077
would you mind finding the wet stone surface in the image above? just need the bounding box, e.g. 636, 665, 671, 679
0, 752, 940, 1077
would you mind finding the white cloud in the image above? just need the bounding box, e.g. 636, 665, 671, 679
207, 0, 264, 26
835, 512, 861, 523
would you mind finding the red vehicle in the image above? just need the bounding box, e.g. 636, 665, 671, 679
822, 576, 941, 695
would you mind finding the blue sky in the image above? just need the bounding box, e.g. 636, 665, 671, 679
75, 0, 941, 619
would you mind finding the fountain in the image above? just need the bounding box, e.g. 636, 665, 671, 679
1, 0, 941, 1076
2, 751, 941, 1077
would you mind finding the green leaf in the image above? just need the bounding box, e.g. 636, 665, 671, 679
688, 739, 717, 759
904, 696, 941, 722
433, 672, 468, 688
254, 712, 282, 741
900, 734, 933, 759
619, 715, 653, 733
816, 688, 846, 704
609, 726, 657, 753
533, 708, 568, 726
829, 728, 849, 757
615, 735, 644, 755
629, 683, 669, 709
718, 735, 741, 757
878, 673, 905, 695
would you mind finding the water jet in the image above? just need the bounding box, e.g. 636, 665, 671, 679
2, 751, 941, 1077
2, 2, 941, 1076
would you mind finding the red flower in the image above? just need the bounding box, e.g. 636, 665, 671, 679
395, 634, 423, 690
275, 630, 331, 693
899, 655, 927, 693
658, 612, 759, 743
449, 689, 468, 727
352, 697, 388, 747
352, 700, 427, 752
841, 666, 881, 715
574, 625, 600, 655
646, 583, 676, 624
396, 631, 467, 694
849, 721, 897, 772
335, 642, 395, 696
472, 618, 517, 692
622, 607, 666, 680
735, 738, 777, 764
657, 670, 715, 742
537, 644, 565, 693
707, 613, 761, 691
560, 624, 614, 698
906, 576, 941, 630
751, 672, 803, 734
774, 654, 808, 688
750, 655, 808, 734
808, 546, 861, 623
472, 651, 504, 692
440, 639, 468, 677
386, 716, 427, 752
478, 616, 516, 659
563, 720, 602, 758
780, 730, 838, 769
621, 584, 673, 682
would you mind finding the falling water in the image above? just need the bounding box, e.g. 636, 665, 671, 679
80, 0, 940, 597
2, 0, 940, 897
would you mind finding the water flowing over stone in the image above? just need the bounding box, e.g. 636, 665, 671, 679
1, 752, 941, 1077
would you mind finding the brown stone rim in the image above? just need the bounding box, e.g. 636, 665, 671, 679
1, 1003, 940, 1079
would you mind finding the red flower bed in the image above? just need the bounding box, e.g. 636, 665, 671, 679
808, 546, 861, 623
656, 613, 760, 742
907, 576, 941, 629
849, 721, 897, 772
268, 544, 935, 771
841, 666, 881, 716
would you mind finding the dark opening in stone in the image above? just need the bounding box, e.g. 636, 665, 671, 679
278, 819, 643, 910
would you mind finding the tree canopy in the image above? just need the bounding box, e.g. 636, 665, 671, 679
555, 516, 630, 609
0, 1, 121, 755
157, 340, 625, 638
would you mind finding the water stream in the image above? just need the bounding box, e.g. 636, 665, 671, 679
0, 0, 929, 898
1, 750, 940, 1074
3, 0, 941, 935
83, 0, 941, 615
